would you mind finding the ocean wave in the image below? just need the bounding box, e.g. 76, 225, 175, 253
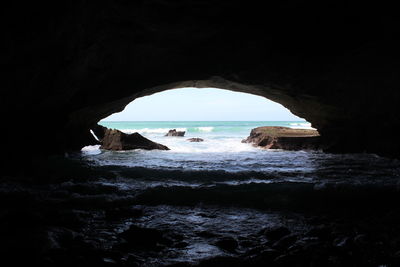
288, 122, 315, 130
121, 128, 187, 134
121, 127, 215, 134
193, 127, 214, 132
159, 137, 256, 153
81, 145, 102, 155
289, 122, 311, 127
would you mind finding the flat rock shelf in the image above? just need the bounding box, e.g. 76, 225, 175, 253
242, 126, 322, 150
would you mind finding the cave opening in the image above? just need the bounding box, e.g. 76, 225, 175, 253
79, 86, 325, 185
4, 1, 400, 265
82, 87, 316, 163
70, 87, 400, 266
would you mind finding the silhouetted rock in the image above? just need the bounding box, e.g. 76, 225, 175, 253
214, 237, 239, 252
165, 129, 185, 137
173, 241, 189, 248
187, 138, 204, 142
332, 236, 352, 249
105, 206, 143, 221
242, 127, 322, 150
272, 234, 298, 250
274, 253, 306, 266
100, 128, 169, 151
305, 224, 331, 238
118, 225, 172, 250
261, 226, 291, 242
353, 234, 369, 247
197, 256, 244, 267
196, 231, 220, 238
248, 248, 279, 265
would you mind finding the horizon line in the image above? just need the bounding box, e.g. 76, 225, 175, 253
100, 120, 307, 122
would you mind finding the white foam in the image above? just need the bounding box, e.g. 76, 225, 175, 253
81, 145, 101, 155
195, 127, 214, 132
121, 128, 187, 134
151, 137, 257, 153
288, 122, 316, 130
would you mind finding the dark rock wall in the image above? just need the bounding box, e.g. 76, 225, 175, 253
3, 1, 400, 161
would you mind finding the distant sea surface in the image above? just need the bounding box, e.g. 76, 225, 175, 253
83, 120, 314, 172
98, 120, 313, 134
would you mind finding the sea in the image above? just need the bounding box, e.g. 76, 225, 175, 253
75, 121, 400, 265
83, 121, 315, 172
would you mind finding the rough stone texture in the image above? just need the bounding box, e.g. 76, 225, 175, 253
3, 1, 400, 165
100, 128, 169, 151
187, 138, 204, 142
242, 127, 322, 150
165, 129, 185, 137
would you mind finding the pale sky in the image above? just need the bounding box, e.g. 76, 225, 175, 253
102, 88, 304, 121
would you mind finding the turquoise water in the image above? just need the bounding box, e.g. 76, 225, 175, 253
98, 120, 312, 136
91, 121, 313, 157
83, 120, 316, 171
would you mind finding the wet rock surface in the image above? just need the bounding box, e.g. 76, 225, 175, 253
100, 128, 170, 151
242, 127, 322, 150
187, 138, 204, 142
261, 226, 291, 242
166, 129, 186, 137
1, 157, 400, 266
214, 237, 239, 253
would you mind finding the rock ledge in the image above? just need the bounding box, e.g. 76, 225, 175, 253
242, 126, 321, 150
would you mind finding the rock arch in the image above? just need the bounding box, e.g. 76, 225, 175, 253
4, 0, 400, 161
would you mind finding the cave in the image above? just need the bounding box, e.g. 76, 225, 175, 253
4, 1, 400, 163
3, 1, 400, 266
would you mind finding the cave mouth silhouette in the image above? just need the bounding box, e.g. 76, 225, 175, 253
58, 76, 391, 157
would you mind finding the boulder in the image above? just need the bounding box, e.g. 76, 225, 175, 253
99, 128, 169, 151
261, 226, 291, 242
272, 234, 298, 250
165, 129, 185, 137
105, 206, 143, 221
118, 225, 172, 250
187, 138, 204, 142
242, 126, 322, 150
214, 237, 239, 252
197, 256, 243, 267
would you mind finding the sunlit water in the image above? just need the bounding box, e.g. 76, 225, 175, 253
82, 121, 400, 188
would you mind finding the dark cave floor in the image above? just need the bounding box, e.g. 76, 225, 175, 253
1, 158, 400, 267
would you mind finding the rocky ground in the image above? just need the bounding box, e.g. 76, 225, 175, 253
1, 157, 400, 266
242, 127, 323, 151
